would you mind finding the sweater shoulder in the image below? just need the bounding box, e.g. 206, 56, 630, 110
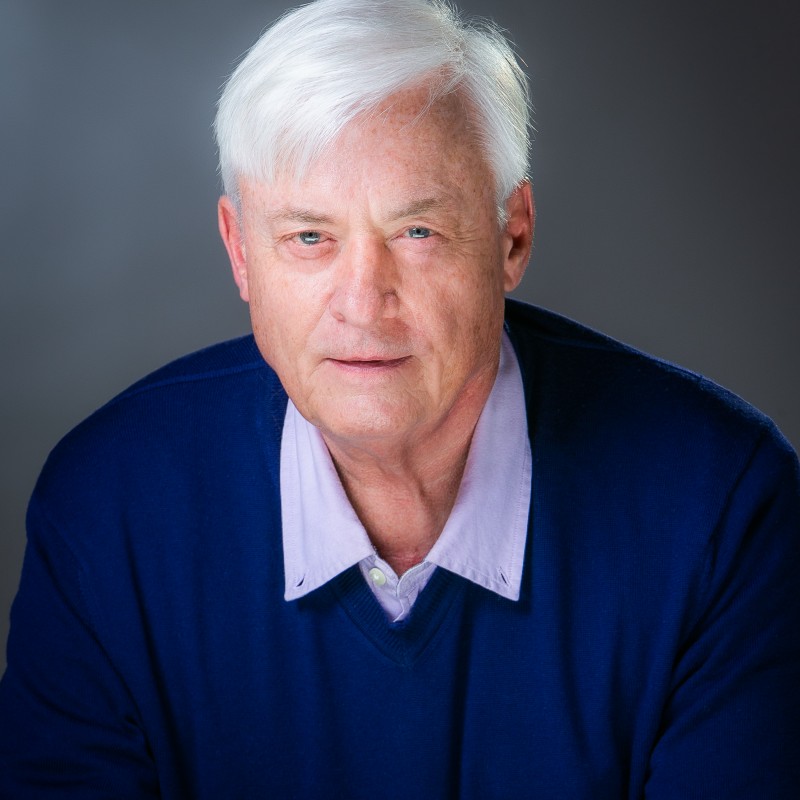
111, 334, 268, 401
504, 299, 795, 487
32, 336, 286, 522
503, 300, 799, 588
505, 299, 778, 438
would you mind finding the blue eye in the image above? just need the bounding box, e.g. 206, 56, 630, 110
297, 231, 322, 245
406, 226, 432, 239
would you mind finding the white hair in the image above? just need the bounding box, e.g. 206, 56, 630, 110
214, 0, 531, 218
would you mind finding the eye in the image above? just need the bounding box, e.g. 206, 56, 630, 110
406, 226, 432, 239
296, 231, 323, 245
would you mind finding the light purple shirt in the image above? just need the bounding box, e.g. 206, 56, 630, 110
281, 331, 532, 622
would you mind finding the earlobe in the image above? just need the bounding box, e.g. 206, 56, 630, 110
218, 196, 250, 303
502, 182, 535, 292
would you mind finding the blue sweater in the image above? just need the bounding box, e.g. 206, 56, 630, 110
1, 300, 799, 799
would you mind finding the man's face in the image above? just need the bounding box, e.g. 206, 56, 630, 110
219, 88, 532, 451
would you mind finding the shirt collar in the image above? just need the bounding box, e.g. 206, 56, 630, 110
281, 330, 532, 603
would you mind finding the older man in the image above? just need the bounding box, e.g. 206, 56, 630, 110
1, 0, 798, 797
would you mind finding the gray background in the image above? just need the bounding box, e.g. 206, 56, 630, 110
1, 0, 798, 671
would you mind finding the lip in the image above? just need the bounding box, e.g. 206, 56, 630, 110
327, 356, 410, 370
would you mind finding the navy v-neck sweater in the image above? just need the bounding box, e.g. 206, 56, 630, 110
2, 300, 799, 798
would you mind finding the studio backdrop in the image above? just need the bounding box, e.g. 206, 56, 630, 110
1, 0, 798, 669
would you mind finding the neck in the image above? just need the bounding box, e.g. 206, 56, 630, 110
322, 365, 496, 575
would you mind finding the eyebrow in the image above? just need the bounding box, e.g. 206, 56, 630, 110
264, 207, 335, 226
264, 196, 452, 227
385, 197, 447, 221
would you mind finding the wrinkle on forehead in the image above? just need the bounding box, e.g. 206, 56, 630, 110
264, 196, 454, 225
258, 85, 490, 192
367, 83, 475, 136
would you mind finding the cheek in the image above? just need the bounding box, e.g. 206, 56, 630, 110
247, 260, 292, 325
247, 267, 329, 377
449, 261, 507, 361
247, 273, 298, 365
435, 252, 505, 327
412, 266, 503, 376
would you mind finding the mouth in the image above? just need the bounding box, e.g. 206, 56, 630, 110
328, 356, 410, 371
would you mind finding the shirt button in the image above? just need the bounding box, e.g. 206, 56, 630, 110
368, 567, 387, 587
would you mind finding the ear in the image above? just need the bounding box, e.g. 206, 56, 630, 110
218, 195, 250, 303
501, 181, 535, 292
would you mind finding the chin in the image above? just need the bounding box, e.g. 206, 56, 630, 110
311, 397, 422, 444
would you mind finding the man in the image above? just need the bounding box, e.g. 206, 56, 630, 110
1, 0, 798, 797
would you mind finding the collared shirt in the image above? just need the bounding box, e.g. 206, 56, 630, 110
281, 330, 532, 622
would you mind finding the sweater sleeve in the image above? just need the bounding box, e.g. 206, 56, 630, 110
644, 426, 800, 799
0, 499, 160, 798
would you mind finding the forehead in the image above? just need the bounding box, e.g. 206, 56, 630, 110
358, 86, 475, 146
240, 87, 494, 216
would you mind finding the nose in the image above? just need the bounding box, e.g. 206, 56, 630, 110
328, 237, 399, 326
